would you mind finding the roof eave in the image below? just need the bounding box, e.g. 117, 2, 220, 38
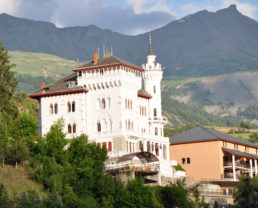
28, 89, 88, 99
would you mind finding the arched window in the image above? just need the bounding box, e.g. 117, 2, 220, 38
153, 85, 156, 94
49, 104, 53, 114
107, 98, 110, 109
128, 120, 131, 130
73, 123, 76, 133
97, 99, 101, 110
155, 127, 158, 136
144, 107, 146, 116
147, 141, 150, 152
67, 102, 71, 112
72, 101, 75, 112
154, 108, 157, 117
68, 124, 72, 134
109, 119, 112, 131
130, 100, 132, 109
102, 98, 106, 109
97, 121, 101, 132
54, 103, 58, 114
140, 141, 143, 152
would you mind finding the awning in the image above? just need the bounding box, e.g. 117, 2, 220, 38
117, 152, 159, 163
222, 147, 258, 160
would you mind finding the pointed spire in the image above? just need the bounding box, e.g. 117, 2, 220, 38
148, 32, 155, 56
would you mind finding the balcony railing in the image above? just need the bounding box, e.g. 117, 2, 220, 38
223, 161, 250, 169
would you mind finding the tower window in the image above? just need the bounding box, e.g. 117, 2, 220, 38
97, 121, 101, 132
68, 124, 72, 134
54, 104, 58, 114
72, 101, 75, 112
102, 98, 106, 109
49, 104, 53, 114
154, 108, 157, 117
67, 102, 71, 112
155, 127, 158, 136
73, 124, 76, 133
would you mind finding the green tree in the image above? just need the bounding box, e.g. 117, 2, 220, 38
0, 115, 8, 167
234, 176, 258, 208
17, 112, 38, 138
157, 179, 189, 208
249, 132, 258, 144
193, 188, 209, 208
0, 183, 11, 208
0, 40, 17, 116
8, 137, 29, 168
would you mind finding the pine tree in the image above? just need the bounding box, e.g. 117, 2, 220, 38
0, 40, 17, 113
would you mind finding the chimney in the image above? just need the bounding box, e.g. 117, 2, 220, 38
41, 82, 45, 88
93, 51, 98, 64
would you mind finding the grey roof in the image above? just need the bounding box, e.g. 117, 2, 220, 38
29, 72, 87, 98
75, 55, 143, 71
222, 147, 258, 159
169, 126, 258, 148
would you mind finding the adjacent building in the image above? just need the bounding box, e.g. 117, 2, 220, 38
169, 126, 258, 181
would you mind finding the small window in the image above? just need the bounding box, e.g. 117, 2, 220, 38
67, 102, 71, 112
234, 144, 238, 150
155, 127, 158, 136
102, 142, 107, 149
182, 158, 185, 164
73, 124, 76, 133
153, 86, 156, 94
97, 122, 101, 132
78, 71, 82, 77
154, 108, 157, 117
54, 103, 58, 114
108, 142, 112, 152
245, 146, 249, 152
72, 102, 75, 112
68, 124, 72, 134
102, 98, 106, 109
187, 158, 191, 164
49, 104, 53, 114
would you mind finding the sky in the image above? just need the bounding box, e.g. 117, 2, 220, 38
0, 0, 258, 35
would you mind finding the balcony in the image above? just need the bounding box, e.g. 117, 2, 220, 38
224, 161, 250, 170
149, 117, 167, 124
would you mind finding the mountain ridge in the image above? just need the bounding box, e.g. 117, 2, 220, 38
1, 4, 258, 77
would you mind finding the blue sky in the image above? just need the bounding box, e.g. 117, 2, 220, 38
0, 0, 257, 35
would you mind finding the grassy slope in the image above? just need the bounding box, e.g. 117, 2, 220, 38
0, 165, 44, 198
9, 50, 78, 79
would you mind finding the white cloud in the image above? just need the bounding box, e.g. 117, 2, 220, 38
221, 0, 258, 19
0, 0, 21, 15
127, 0, 177, 16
